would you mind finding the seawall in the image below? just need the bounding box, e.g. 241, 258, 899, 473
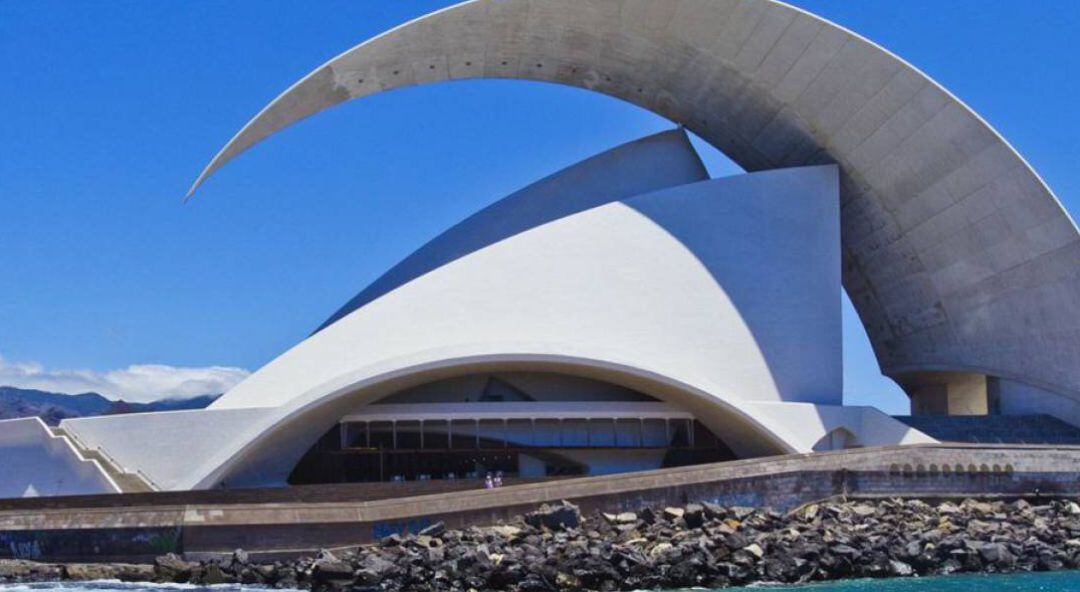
0, 444, 1076, 563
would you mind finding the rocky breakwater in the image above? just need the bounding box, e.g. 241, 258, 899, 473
3, 497, 1080, 590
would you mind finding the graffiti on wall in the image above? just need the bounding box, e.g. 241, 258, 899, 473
372, 516, 432, 540
5, 538, 43, 560
0, 526, 182, 560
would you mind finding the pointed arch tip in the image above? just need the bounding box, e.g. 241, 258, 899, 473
185, 165, 214, 201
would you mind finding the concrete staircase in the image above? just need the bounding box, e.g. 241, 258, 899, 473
49, 426, 155, 493
893, 414, 1080, 445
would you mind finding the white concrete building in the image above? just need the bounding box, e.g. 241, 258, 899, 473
2, 0, 1076, 497
0, 129, 932, 495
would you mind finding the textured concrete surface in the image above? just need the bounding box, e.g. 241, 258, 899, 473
903, 371, 989, 416
187, 0, 1080, 408
0, 444, 1075, 562
997, 378, 1080, 428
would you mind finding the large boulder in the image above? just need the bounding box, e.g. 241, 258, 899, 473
525, 501, 581, 531
683, 504, 706, 529
62, 564, 116, 581
153, 553, 197, 583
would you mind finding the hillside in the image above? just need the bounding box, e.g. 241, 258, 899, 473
0, 386, 219, 425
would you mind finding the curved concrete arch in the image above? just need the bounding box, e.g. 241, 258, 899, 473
182, 353, 800, 490
189, 0, 1080, 402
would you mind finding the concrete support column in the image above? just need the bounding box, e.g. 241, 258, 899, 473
901, 372, 991, 416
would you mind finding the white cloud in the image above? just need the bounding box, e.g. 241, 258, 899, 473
0, 354, 250, 403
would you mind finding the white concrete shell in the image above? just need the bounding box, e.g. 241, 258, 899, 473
175, 161, 932, 490
58, 407, 272, 491
316, 128, 709, 332
0, 133, 931, 497
215, 161, 841, 412
189, 0, 1080, 407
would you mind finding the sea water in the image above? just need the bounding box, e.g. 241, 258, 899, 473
0, 571, 1078, 592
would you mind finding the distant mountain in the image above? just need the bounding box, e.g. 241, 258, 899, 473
0, 386, 219, 425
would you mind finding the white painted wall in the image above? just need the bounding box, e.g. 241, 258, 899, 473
0, 418, 117, 499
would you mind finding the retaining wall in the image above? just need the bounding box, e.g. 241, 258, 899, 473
0, 444, 1075, 563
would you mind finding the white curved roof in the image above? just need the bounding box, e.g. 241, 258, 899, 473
189, 0, 1080, 400
196, 161, 860, 487
316, 128, 707, 332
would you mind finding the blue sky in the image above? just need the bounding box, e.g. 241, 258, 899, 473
0, 1, 1076, 407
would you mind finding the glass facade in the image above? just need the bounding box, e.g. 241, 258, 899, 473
289, 415, 735, 484
286, 372, 737, 485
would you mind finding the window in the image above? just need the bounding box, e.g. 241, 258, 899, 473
590, 419, 616, 447
533, 419, 561, 446
561, 419, 590, 447
478, 419, 505, 448
615, 419, 642, 447
369, 421, 394, 449
642, 419, 668, 447
424, 420, 449, 449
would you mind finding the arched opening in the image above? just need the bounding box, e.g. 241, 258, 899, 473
287, 371, 737, 485
811, 427, 859, 452
192, 355, 794, 490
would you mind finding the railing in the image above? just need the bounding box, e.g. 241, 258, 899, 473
53, 426, 159, 492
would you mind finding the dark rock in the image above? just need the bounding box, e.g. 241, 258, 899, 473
361, 553, 397, 576
153, 553, 197, 583
979, 542, 1017, 568
354, 568, 381, 586
888, 559, 914, 576
380, 533, 403, 546
312, 560, 353, 581
62, 564, 116, 581
638, 506, 657, 525
115, 564, 155, 582
201, 563, 237, 585
518, 575, 554, 592
702, 502, 726, 521
725, 532, 750, 550
663, 506, 685, 522
525, 501, 581, 531
732, 506, 756, 520
683, 503, 705, 529
254, 564, 278, 584
9, 496, 1080, 591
